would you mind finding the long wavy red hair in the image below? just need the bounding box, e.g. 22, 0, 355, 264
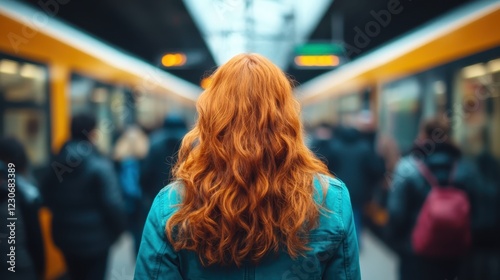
166, 53, 330, 267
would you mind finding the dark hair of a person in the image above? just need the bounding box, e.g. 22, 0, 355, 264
71, 112, 97, 140
420, 117, 452, 143
0, 137, 29, 173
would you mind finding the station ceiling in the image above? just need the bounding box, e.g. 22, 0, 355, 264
18, 0, 471, 87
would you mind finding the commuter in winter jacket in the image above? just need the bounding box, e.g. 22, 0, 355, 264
43, 113, 127, 280
387, 117, 479, 280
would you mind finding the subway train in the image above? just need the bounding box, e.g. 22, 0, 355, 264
0, 1, 199, 279
298, 1, 500, 226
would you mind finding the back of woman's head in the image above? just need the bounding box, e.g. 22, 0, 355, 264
0, 137, 29, 174
167, 53, 329, 267
420, 117, 451, 143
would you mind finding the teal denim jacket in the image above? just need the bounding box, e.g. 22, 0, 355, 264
135, 176, 361, 280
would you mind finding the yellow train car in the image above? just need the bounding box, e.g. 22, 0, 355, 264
0, 1, 199, 279
299, 0, 500, 153
298, 1, 500, 107
298, 1, 500, 228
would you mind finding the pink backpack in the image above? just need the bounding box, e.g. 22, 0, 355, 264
411, 161, 471, 258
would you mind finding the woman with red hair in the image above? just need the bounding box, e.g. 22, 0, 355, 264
135, 54, 360, 280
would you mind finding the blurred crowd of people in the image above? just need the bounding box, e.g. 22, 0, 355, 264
309, 115, 500, 280
0, 112, 187, 280
1, 109, 500, 280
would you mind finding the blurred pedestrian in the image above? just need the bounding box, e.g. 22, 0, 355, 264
387, 117, 478, 280
140, 115, 187, 208
42, 113, 126, 280
356, 110, 397, 242
328, 124, 385, 245
459, 128, 500, 279
135, 54, 361, 279
113, 125, 149, 256
364, 133, 400, 239
0, 137, 45, 280
309, 122, 336, 173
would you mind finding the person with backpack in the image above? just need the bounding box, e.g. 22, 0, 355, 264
387, 118, 478, 280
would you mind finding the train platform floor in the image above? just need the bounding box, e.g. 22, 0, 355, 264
105, 229, 399, 280
359, 229, 398, 280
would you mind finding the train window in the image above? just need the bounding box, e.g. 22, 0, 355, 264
0, 59, 47, 104
3, 109, 48, 166
422, 79, 447, 118
338, 94, 361, 125
0, 56, 49, 170
69, 74, 116, 156
301, 98, 337, 127
487, 59, 500, 159
136, 94, 170, 132
136, 94, 157, 131
433, 80, 447, 116
110, 88, 134, 132
93, 87, 113, 155
70, 74, 95, 115
379, 77, 421, 153
456, 60, 500, 159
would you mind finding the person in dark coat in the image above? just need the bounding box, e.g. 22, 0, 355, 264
42, 113, 127, 280
309, 123, 336, 174
460, 130, 500, 280
387, 118, 479, 280
140, 115, 187, 207
0, 137, 45, 280
328, 125, 385, 242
